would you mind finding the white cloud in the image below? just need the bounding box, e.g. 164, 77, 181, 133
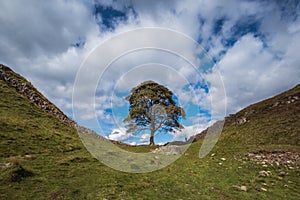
172, 124, 208, 141
140, 134, 150, 142
0, 0, 95, 61
210, 32, 300, 114
128, 141, 137, 146
107, 127, 132, 141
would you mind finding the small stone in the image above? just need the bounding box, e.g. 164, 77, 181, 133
259, 170, 270, 177
211, 153, 215, 157
255, 155, 262, 159
240, 186, 247, 191
279, 171, 285, 176
284, 184, 288, 188
262, 164, 268, 167
221, 158, 226, 161
288, 166, 294, 170
218, 162, 222, 165
278, 176, 283, 180
261, 187, 267, 192
0, 163, 10, 168
261, 183, 267, 186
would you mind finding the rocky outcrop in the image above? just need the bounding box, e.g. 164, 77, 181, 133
152, 145, 183, 155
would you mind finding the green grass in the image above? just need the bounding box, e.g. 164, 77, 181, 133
0, 79, 299, 199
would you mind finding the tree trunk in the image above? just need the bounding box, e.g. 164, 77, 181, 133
150, 113, 155, 146
149, 134, 154, 146
150, 119, 155, 146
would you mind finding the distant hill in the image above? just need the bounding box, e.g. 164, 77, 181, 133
0, 64, 299, 199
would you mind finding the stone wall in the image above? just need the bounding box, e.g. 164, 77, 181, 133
0, 64, 107, 144
0, 64, 76, 127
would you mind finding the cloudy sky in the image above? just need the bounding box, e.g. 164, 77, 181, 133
1, 0, 299, 145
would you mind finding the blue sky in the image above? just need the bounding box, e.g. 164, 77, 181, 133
0, 0, 299, 145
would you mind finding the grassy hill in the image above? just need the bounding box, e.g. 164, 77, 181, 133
0, 65, 299, 199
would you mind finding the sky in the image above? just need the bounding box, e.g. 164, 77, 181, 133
0, 0, 299, 145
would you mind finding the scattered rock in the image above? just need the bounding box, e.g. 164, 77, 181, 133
0, 163, 10, 168
240, 186, 247, 192
233, 185, 247, 192
259, 170, 271, 177
245, 151, 299, 168
279, 171, 286, 176
236, 117, 247, 125
221, 158, 226, 161
260, 187, 267, 192
24, 155, 32, 159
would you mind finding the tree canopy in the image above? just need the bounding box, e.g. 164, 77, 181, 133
124, 81, 186, 145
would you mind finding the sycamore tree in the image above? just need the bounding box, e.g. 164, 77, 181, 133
123, 81, 186, 146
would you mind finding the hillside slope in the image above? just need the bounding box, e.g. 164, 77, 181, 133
0, 64, 75, 127
192, 84, 300, 150
0, 65, 299, 199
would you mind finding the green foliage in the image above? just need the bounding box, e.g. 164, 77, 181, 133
124, 81, 186, 145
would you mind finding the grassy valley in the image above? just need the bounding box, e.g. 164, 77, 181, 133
0, 66, 299, 199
